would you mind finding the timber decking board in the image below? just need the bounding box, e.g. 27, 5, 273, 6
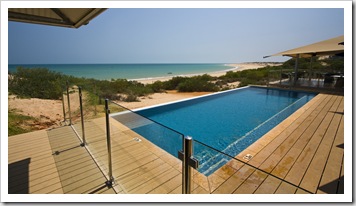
8, 130, 64, 194
47, 126, 116, 194
245, 94, 330, 167
283, 96, 341, 186
298, 97, 343, 193
316, 115, 344, 194
8, 93, 344, 195
266, 95, 340, 178
210, 93, 343, 194
254, 175, 282, 194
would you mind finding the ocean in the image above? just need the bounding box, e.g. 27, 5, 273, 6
8, 64, 235, 81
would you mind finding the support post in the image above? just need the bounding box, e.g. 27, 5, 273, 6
79, 87, 86, 146
181, 139, 186, 194
66, 81, 72, 125
105, 99, 114, 186
183, 136, 193, 194
94, 83, 97, 116
293, 54, 300, 86
61, 92, 66, 122
309, 56, 313, 83
178, 136, 199, 194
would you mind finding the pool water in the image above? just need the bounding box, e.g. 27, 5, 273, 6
113, 86, 317, 175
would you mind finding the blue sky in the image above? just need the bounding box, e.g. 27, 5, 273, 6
8, 8, 344, 64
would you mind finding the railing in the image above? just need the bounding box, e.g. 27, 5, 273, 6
60, 81, 314, 194
268, 69, 344, 91
110, 101, 185, 193
61, 82, 186, 193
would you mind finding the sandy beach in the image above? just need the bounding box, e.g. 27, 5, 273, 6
134, 62, 280, 84
8, 62, 279, 131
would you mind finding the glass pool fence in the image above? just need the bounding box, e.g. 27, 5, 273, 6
268, 69, 344, 91
60, 81, 313, 194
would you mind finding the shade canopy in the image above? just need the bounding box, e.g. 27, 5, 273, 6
8, 8, 107, 28
264, 35, 344, 58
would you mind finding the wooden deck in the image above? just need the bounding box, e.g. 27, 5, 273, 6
8, 93, 344, 195
210, 93, 344, 194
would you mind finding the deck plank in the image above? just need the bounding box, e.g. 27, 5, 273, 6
247, 94, 330, 168
212, 93, 343, 194
317, 114, 344, 194
8, 92, 344, 195
233, 170, 268, 194
47, 126, 114, 194
299, 97, 343, 193
128, 167, 180, 194
254, 175, 282, 194
212, 165, 255, 194
8, 130, 64, 194
268, 96, 339, 178
148, 173, 182, 194
117, 158, 172, 192
274, 182, 297, 194
283, 96, 340, 186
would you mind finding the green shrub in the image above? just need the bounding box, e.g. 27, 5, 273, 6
8, 110, 36, 136
177, 78, 218, 92
8, 68, 155, 102
9, 67, 64, 99
148, 81, 165, 92
124, 93, 139, 102
162, 76, 189, 90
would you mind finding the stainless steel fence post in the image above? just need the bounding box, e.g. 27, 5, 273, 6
79, 87, 86, 146
66, 81, 72, 125
105, 99, 114, 186
183, 136, 193, 194
62, 92, 66, 122
181, 138, 186, 194
179, 136, 198, 194
94, 83, 97, 116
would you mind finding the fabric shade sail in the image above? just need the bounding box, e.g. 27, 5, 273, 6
264, 35, 344, 58
8, 8, 107, 29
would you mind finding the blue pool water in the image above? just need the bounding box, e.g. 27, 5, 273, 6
113, 86, 317, 175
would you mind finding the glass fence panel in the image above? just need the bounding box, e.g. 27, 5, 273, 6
45, 84, 107, 194
77, 84, 106, 121
65, 85, 81, 125
268, 69, 294, 86
191, 139, 311, 194
110, 101, 183, 194
268, 69, 344, 90
62, 84, 84, 140
57, 83, 183, 194
70, 98, 183, 194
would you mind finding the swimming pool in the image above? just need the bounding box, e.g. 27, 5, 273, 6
112, 86, 317, 175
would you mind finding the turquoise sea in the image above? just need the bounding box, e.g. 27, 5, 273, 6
8, 64, 235, 81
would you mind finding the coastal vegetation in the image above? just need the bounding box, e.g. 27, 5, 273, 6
148, 74, 219, 92
8, 109, 36, 136
8, 56, 343, 102
8, 67, 153, 102
8, 57, 343, 135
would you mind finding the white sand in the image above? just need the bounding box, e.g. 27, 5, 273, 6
134, 62, 280, 84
